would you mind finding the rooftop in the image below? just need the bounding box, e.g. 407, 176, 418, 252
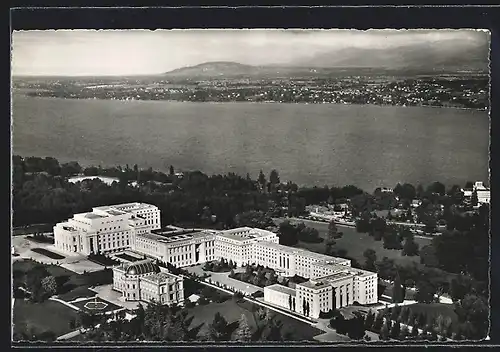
142, 271, 179, 284
138, 229, 212, 244
84, 212, 107, 219
297, 280, 332, 289
217, 227, 271, 242
122, 259, 160, 276
265, 284, 296, 295
317, 271, 354, 283
94, 202, 158, 213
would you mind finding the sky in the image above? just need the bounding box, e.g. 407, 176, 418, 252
11, 29, 489, 76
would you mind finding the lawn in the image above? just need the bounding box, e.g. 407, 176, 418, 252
31, 247, 65, 260
13, 299, 79, 339
186, 299, 322, 341
57, 287, 97, 302
391, 303, 459, 331
13, 259, 113, 302
286, 219, 432, 268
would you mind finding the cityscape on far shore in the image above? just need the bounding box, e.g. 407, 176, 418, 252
11, 29, 490, 345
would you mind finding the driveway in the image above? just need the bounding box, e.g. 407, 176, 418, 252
12, 235, 104, 274
89, 284, 140, 310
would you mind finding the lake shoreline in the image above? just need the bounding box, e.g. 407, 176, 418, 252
14, 92, 488, 112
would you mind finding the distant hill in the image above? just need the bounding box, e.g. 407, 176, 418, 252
162, 39, 489, 79
290, 39, 489, 72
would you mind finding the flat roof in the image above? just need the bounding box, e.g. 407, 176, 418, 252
84, 212, 107, 219
107, 209, 127, 216
318, 271, 354, 282
297, 280, 331, 289
142, 272, 178, 284
265, 284, 296, 295
217, 227, 270, 242
138, 230, 212, 244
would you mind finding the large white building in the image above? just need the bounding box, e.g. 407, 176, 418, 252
54, 202, 161, 255
461, 181, 491, 205
54, 203, 378, 313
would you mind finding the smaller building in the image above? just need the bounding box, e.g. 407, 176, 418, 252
112, 259, 184, 305
68, 175, 120, 186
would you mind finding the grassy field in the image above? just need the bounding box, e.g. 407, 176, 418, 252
13, 299, 79, 339
283, 219, 432, 267
186, 299, 322, 341
13, 259, 112, 302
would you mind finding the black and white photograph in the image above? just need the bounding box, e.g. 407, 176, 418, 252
11, 28, 490, 344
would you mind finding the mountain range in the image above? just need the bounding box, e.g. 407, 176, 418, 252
162, 39, 489, 79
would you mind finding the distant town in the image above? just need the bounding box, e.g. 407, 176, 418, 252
13, 73, 488, 110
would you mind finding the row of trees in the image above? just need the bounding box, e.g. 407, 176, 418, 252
13, 156, 310, 229
202, 258, 237, 273
277, 220, 325, 246
229, 264, 280, 288
79, 300, 287, 342
356, 215, 420, 255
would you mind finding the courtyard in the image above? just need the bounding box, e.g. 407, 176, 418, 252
12, 235, 105, 274
185, 264, 262, 295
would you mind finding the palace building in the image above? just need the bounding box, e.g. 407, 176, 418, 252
112, 259, 184, 305
54, 203, 378, 312
54, 202, 161, 255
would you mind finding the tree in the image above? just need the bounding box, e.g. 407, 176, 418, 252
263, 318, 283, 341
328, 220, 338, 239
258, 170, 266, 190
40, 275, 58, 297
209, 312, 230, 341
434, 314, 452, 337
402, 236, 420, 256
415, 281, 437, 303
363, 249, 377, 271
235, 314, 252, 342
427, 182, 446, 196
269, 169, 280, 185
390, 321, 401, 339
364, 310, 375, 330
399, 325, 410, 340
380, 321, 390, 340
373, 312, 384, 332
454, 294, 488, 339
410, 325, 419, 339
392, 272, 405, 303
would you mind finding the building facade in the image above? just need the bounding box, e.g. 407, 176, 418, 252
54, 202, 161, 255
112, 259, 184, 305
56, 203, 377, 312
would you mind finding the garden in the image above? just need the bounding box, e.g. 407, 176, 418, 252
229, 263, 307, 289
72, 297, 123, 314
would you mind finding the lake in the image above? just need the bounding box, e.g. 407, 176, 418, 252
12, 95, 490, 191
